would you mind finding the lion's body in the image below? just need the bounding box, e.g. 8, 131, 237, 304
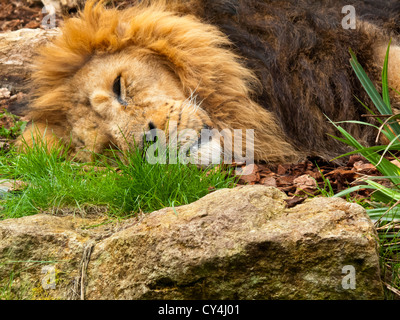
19, 0, 400, 164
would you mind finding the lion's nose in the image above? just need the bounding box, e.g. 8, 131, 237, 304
148, 121, 157, 131
144, 121, 158, 143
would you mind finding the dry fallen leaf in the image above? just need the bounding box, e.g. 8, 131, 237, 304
260, 176, 277, 187
353, 160, 376, 172
277, 164, 287, 175
237, 164, 260, 184
293, 174, 317, 189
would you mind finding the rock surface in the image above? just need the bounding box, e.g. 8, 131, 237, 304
0, 186, 384, 300
0, 28, 59, 93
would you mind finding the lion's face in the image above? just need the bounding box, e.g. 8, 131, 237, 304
66, 48, 221, 163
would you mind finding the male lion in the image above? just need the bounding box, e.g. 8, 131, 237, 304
17, 0, 400, 164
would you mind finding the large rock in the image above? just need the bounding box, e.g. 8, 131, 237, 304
0, 186, 384, 300
0, 28, 59, 93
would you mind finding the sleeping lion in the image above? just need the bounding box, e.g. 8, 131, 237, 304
18, 0, 400, 164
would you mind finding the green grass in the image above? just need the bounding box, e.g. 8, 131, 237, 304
329, 43, 400, 298
0, 137, 237, 220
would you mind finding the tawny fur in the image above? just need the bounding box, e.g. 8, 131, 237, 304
19, 0, 400, 164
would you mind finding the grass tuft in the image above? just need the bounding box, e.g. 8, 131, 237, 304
0, 136, 237, 220
330, 43, 400, 298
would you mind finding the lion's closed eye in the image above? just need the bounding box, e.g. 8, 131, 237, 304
113, 75, 122, 97
113, 75, 128, 107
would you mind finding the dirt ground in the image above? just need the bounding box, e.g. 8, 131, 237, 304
0, 0, 389, 202
0, 0, 44, 31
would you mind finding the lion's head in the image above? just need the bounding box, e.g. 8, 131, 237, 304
19, 0, 298, 164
